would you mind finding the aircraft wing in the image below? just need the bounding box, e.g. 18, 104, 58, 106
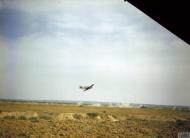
83, 88, 89, 91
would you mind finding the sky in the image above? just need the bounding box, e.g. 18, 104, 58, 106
0, 0, 190, 106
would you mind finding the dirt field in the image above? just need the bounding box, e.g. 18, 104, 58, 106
0, 102, 189, 138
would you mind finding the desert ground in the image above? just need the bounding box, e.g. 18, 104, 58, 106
0, 101, 189, 138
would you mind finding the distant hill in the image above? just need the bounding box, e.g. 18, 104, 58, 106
0, 99, 189, 110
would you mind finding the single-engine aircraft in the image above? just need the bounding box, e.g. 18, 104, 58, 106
79, 84, 94, 91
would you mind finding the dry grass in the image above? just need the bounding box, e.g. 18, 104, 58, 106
0, 102, 189, 138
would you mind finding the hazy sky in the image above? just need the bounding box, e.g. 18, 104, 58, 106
0, 0, 190, 106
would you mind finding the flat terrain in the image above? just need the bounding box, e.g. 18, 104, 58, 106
0, 102, 190, 138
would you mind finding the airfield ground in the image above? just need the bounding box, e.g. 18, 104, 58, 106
0, 102, 189, 138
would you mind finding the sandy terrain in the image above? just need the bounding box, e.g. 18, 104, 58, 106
0, 102, 189, 138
